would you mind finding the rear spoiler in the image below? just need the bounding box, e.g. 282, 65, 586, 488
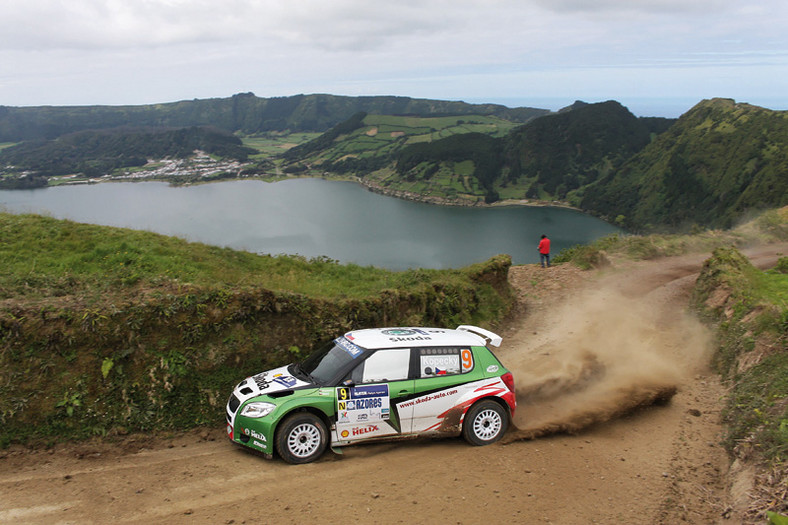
457, 325, 502, 347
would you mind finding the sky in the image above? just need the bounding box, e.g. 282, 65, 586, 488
1, 0, 787, 117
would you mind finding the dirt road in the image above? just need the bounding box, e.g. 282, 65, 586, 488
1, 244, 785, 524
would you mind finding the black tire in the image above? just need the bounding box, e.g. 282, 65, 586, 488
275, 412, 328, 464
462, 399, 508, 446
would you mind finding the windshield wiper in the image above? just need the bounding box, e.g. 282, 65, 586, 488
290, 363, 318, 384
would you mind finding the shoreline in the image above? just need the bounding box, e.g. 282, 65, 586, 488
352, 175, 583, 211
10, 169, 588, 214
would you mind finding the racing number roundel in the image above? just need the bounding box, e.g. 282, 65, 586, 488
461, 349, 473, 371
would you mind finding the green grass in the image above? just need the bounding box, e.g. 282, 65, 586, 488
0, 212, 498, 303
241, 132, 321, 157
758, 271, 788, 304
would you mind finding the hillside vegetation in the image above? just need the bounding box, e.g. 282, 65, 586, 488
0, 126, 255, 184
691, 235, 788, 520
0, 93, 549, 142
582, 99, 788, 230
0, 213, 513, 446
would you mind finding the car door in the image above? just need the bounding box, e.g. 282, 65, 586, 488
334, 348, 415, 444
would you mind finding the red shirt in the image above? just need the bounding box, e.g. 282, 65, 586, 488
538, 238, 551, 254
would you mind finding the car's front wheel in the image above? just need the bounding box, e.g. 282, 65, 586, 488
462, 399, 508, 446
275, 412, 328, 464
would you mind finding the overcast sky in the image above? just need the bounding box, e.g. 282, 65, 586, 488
2, 0, 786, 117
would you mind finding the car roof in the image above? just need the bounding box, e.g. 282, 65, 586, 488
343, 326, 501, 350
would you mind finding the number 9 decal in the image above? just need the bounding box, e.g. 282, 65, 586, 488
461, 349, 473, 371
338, 387, 349, 401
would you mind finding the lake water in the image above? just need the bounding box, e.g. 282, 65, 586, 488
0, 179, 620, 270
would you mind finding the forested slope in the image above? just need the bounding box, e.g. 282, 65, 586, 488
581, 99, 788, 230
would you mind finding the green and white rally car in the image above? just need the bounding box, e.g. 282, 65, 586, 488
225, 325, 516, 464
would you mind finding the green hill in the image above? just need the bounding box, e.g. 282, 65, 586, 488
295, 100, 672, 207
581, 99, 788, 230
0, 93, 549, 142
0, 126, 255, 181
280, 111, 518, 180
502, 100, 673, 199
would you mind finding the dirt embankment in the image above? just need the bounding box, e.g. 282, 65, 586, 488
1, 245, 785, 524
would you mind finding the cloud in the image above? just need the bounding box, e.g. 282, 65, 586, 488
529, 0, 736, 15
0, 0, 785, 110
0, 0, 447, 50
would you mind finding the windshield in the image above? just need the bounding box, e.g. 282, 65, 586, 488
299, 337, 366, 386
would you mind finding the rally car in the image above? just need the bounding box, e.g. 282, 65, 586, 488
225, 325, 516, 464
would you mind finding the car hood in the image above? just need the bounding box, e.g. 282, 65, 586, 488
237, 365, 314, 397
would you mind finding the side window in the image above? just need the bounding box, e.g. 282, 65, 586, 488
351, 348, 411, 384
418, 347, 474, 378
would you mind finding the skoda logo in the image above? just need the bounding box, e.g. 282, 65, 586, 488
382, 329, 416, 336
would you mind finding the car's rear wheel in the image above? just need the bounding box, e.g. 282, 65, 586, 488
462, 399, 508, 446
275, 412, 328, 464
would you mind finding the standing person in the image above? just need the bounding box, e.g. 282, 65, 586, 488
538, 234, 551, 268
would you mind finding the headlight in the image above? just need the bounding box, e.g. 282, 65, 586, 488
240, 402, 276, 418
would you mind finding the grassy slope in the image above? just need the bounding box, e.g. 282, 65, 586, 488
0, 212, 490, 302
0, 212, 513, 446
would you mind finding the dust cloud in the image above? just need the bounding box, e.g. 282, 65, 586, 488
502, 283, 713, 442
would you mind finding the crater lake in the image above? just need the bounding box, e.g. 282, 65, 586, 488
0, 179, 620, 270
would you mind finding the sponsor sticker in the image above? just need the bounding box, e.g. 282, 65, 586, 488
273, 376, 297, 388
349, 425, 380, 436
351, 384, 389, 398
242, 428, 267, 442
336, 337, 363, 358
335, 384, 390, 427
486, 365, 499, 373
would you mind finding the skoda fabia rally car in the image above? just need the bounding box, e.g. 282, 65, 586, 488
225, 325, 516, 464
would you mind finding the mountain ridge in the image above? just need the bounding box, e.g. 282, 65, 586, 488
0, 93, 550, 142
